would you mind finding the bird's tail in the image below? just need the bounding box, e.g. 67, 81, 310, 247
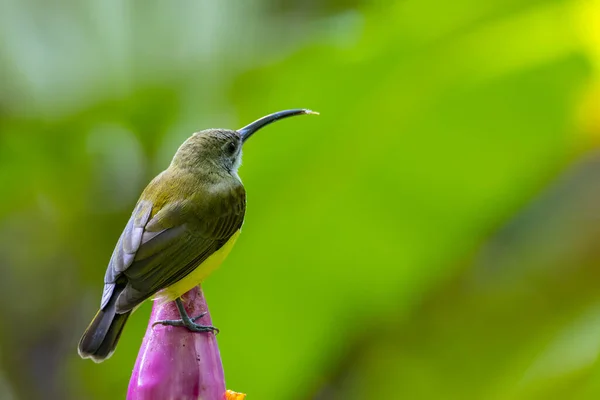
78, 285, 130, 363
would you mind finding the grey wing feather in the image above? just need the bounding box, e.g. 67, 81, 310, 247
101, 200, 152, 309
102, 185, 245, 313
100, 185, 245, 314
115, 210, 243, 312
133, 225, 187, 261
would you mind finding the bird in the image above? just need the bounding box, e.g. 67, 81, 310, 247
78, 109, 317, 362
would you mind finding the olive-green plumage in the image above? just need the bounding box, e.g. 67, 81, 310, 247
78, 109, 316, 362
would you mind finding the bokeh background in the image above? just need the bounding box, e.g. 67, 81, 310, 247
1, 0, 600, 399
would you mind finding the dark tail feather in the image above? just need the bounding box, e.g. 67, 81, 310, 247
78, 286, 131, 363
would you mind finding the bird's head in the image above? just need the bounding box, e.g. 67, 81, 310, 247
171, 109, 318, 177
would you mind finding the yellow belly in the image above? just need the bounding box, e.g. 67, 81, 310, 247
154, 230, 241, 303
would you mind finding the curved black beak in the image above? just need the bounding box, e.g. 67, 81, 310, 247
238, 109, 318, 143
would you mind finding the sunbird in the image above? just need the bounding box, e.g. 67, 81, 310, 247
78, 109, 316, 362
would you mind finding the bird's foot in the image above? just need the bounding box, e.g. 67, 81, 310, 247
152, 298, 220, 334
151, 311, 205, 328
152, 314, 219, 333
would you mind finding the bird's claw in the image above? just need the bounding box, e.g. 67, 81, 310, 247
152, 311, 218, 334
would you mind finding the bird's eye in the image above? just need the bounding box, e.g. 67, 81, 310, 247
226, 141, 237, 155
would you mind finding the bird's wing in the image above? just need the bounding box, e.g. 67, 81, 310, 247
101, 184, 245, 313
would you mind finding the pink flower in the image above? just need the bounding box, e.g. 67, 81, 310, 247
127, 286, 244, 400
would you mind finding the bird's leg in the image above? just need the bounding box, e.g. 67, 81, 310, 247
152, 298, 220, 334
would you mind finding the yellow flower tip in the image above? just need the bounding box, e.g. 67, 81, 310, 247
225, 389, 246, 400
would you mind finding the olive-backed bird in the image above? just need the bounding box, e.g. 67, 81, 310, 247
78, 109, 316, 362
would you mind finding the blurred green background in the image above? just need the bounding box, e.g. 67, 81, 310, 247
1, 0, 600, 399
